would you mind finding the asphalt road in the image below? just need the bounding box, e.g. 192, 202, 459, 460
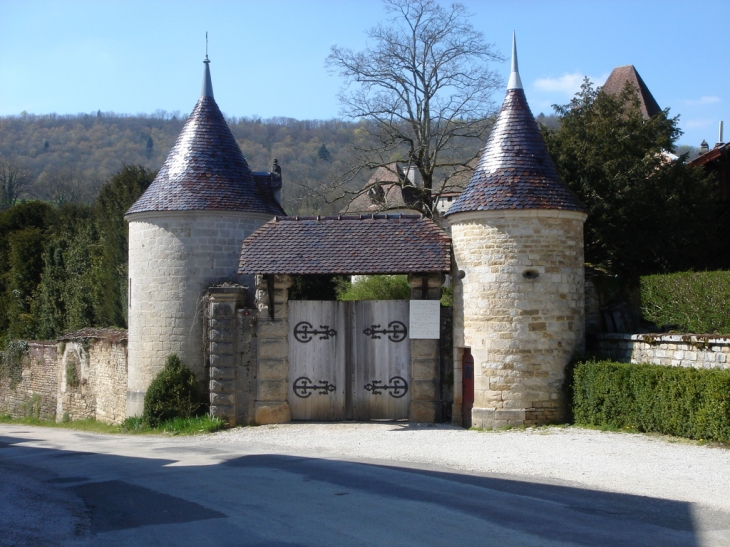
0, 424, 726, 547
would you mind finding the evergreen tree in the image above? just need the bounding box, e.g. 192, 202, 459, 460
542, 80, 718, 281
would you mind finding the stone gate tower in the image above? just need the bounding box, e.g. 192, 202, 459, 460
124, 56, 285, 417
446, 35, 587, 428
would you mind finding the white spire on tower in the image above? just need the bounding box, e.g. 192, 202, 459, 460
507, 31, 523, 90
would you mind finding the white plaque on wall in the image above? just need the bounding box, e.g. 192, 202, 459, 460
409, 300, 440, 339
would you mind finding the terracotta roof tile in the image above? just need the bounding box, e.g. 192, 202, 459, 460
601, 65, 661, 119
446, 88, 585, 216
239, 214, 451, 275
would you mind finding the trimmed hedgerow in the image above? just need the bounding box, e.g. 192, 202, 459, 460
640, 271, 730, 334
572, 360, 730, 442
143, 354, 202, 428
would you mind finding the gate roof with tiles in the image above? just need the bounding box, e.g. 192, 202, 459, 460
238, 214, 451, 275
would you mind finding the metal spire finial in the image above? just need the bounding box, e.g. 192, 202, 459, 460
202, 32, 214, 98
507, 31, 523, 90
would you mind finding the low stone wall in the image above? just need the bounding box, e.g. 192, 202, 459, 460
594, 333, 730, 370
0, 329, 128, 424
0, 342, 58, 419
57, 329, 128, 424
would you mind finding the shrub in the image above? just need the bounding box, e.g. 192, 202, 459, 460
641, 271, 730, 334
572, 360, 730, 442
142, 354, 202, 427
336, 275, 411, 301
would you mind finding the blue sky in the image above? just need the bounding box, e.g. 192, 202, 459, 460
1, 0, 728, 148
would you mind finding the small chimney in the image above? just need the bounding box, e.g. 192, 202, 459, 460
718, 121, 724, 147
700, 140, 710, 154
406, 166, 421, 187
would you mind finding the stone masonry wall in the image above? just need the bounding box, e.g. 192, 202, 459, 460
595, 334, 730, 370
57, 333, 128, 424
0, 332, 127, 424
407, 273, 444, 423
451, 210, 586, 428
126, 210, 271, 417
0, 342, 58, 419
254, 274, 292, 425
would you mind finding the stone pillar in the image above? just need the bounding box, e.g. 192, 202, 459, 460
208, 286, 246, 426
235, 308, 257, 425
407, 273, 444, 423
254, 274, 293, 424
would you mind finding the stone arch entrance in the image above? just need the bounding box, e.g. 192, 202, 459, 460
207, 214, 451, 426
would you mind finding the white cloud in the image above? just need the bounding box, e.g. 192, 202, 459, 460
685, 118, 715, 129
533, 72, 609, 97
686, 96, 721, 105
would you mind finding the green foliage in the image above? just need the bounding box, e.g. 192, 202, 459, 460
0, 339, 28, 388
289, 275, 349, 300
542, 80, 719, 280
0, 165, 152, 341
120, 415, 225, 435
143, 354, 202, 428
336, 275, 411, 301
640, 271, 730, 334
572, 360, 730, 442
65, 359, 79, 388
23, 393, 42, 419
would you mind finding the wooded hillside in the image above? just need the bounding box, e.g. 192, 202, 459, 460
1, 111, 498, 215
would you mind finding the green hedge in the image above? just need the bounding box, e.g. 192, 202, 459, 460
641, 270, 730, 334
572, 360, 730, 442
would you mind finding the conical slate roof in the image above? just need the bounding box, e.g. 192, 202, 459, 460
127, 59, 285, 216
446, 35, 585, 216
601, 65, 661, 119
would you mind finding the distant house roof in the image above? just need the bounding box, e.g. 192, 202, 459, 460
446, 36, 585, 216
127, 59, 285, 217
342, 162, 426, 214
239, 214, 451, 275
601, 65, 662, 119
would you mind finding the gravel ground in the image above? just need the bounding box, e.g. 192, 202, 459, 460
198, 423, 730, 513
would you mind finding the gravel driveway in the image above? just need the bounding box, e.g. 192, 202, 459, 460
199, 423, 730, 513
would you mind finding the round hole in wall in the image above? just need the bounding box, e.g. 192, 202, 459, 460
522, 269, 539, 280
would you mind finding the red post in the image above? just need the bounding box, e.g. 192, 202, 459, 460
461, 348, 474, 428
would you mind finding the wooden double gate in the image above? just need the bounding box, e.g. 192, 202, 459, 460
288, 300, 411, 421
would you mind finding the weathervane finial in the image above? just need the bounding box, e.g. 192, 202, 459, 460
201, 32, 214, 98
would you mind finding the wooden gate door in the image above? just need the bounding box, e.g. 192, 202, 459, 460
351, 300, 411, 420
288, 301, 347, 420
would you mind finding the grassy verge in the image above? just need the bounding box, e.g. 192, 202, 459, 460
0, 414, 227, 436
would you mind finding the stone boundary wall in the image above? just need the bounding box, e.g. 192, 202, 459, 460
57, 331, 128, 424
0, 342, 58, 419
594, 333, 730, 370
0, 329, 128, 424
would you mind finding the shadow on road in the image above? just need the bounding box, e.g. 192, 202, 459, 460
0, 432, 701, 547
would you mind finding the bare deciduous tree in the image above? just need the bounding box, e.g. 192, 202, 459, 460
0, 158, 31, 209
323, 0, 503, 215
32, 167, 101, 206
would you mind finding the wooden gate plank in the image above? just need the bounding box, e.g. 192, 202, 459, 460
288, 301, 346, 420
352, 300, 411, 420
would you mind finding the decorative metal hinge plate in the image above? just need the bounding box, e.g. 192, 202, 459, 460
293, 322, 337, 343
362, 321, 407, 342
364, 376, 409, 398
293, 377, 336, 398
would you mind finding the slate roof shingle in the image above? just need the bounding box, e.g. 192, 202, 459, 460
445, 88, 586, 216
239, 214, 451, 275
126, 93, 285, 216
